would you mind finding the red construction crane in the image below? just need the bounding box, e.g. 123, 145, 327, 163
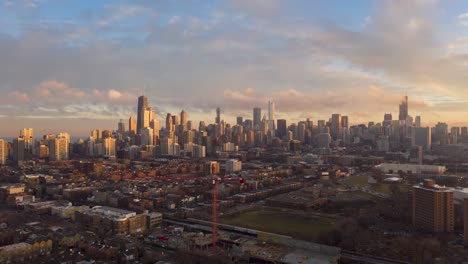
211, 169, 244, 251
212, 175, 220, 251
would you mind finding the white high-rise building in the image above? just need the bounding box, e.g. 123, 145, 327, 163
49, 137, 69, 161
268, 100, 275, 121
226, 159, 242, 173
192, 145, 206, 158
104, 137, 116, 157
141, 127, 154, 146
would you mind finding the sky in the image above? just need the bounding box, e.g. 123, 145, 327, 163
1, 0, 468, 137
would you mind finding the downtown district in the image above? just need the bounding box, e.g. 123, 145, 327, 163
0, 94, 467, 263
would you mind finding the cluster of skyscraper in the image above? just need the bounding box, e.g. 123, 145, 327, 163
0, 93, 467, 164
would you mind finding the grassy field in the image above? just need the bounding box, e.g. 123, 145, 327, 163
220, 208, 337, 241
345, 174, 369, 187
345, 174, 408, 195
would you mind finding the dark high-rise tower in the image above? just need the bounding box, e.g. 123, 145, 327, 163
216, 107, 221, 124
399, 95, 408, 121
277, 119, 287, 139
137, 95, 148, 134
253, 107, 261, 128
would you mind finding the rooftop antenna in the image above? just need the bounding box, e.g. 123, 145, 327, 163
143, 84, 147, 96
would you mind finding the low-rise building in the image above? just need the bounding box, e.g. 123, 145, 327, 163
75, 206, 147, 235
376, 163, 446, 175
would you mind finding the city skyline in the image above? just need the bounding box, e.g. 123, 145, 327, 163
2, 0, 468, 135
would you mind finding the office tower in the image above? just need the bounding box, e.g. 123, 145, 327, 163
253, 107, 261, 129
434, 122, 449, 144
236, 116, 243, 126
276, 119, 287, 139
38, 144, 49, 158
409, 146, 423, 164
137, 95, 148, 134
317, 133, 331, 149
166, 113, 173, 131
464, 199, 468, 244
103, 137, 116, 157
172, 115, 179, 127
244, 119, 253, 131
462, 127, 468, 137
268, 100, 275, 121
160, 137, 173, 155
415, 116, 421, 127
0, 139, 6, 165
451, 127, 460, 144
129, 115, 136, 134
414, 127, 431, 150
317, 120, 326, 130
399, 95, 408, 121
140, 127, 154, 146
412, 179, 454, 232
13, 137, 25, 163
145, 107, 155, 129
199, 121, 206, 132
102, 130, 112, 139
216, 107, 221, 124
91, 129, 102, 140
118, 119, 125, 133
331, 114, 342, 140
150, 119, 160, 138
20, 128, 34, 148
192, 145, 206, 158
376, 135, 389, 152
49, 137, 69, 161
341, 116, 349, 129
187, 120, 192, 131
297, 122, 306, 142
180, 110, 187, 131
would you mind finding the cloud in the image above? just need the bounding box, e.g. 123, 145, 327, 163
97, 4, 156, 27
457, 13, 468, 27
36, 80, 86, 102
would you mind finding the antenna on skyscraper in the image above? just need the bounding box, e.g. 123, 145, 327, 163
143, 84, 147, 96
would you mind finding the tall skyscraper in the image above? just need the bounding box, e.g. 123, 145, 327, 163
236, 116, 243, 126
267, 100, 275, 121
331, 114, 342, 140
103, 137, 116, 157
13, 137, 25, 163
172, 115, 179, 127
253, 107, 261, 128
277, 119, 287, 139
49, 136, 69, 161
383, 113, 392, 127
180, 110, 187, 131
166, 113, 173, 131
0, 139, 6, 165
145, 107, 155, 129
137, 95, 148, 134
129, 115, 136, 134
141, 127, 154, 146
414, 127, 431, 150
415, 116, 421, 127
118, 119, 126, 133
399, 95, 408, 121
341, 116, 349, 129
412, 179, 454, 232
215, 107, 221, 124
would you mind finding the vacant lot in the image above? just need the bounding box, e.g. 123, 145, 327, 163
220, 207, 338, 241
